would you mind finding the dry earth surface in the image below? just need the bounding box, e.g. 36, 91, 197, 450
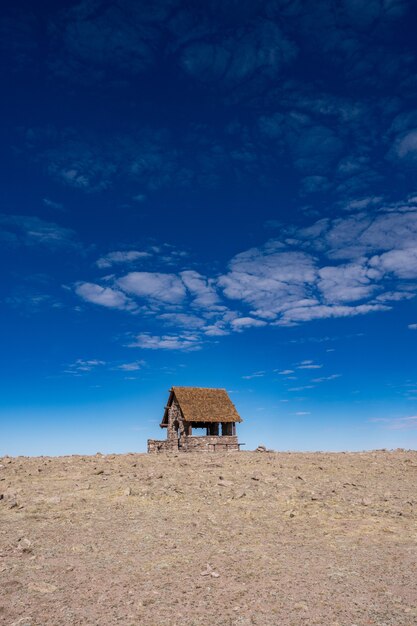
0, 450, 416, 626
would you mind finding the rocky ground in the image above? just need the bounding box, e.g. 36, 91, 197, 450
0, 450, 416, 626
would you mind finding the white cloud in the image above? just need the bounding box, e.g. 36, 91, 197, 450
43, 198, 64, 211
219, 246, 317, 320
277, 303, 389, 325
242, 371, 265, 380
297, 360, 322, 370
231, 317, 267, 330
376, 291, 416, 303
180, 270, 223, 310
288, 385, 315, 392
321, 209, 417, 260
96, 250, 150, 269
408, 323, 417, 330
277, 369, 295, 375
128, 332, 201, 351
218, 208, 417, 326
318, 262, 379, 304
394, 129, 417, 160
75, 282, 136, 311
159, 312, 206, 329
116, 361, 146, 371
65, 359, 106, 375
117, 272, 186, 304
312, 374, 341, 383
370, 247, 417, 279
0, 214, 78, 249
72, 202, 417, 340
371, 415, 417, 430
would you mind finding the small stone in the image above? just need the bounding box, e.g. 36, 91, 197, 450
210, 571, 220, 578
18, 537, 32, 553
11, 618, 32, 626
200, 563, 213, 576
28, 581, 57, 593
45, 496, 61, 504
123, 487, 132, 496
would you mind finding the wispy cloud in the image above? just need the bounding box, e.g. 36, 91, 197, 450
115, 361, 146, 372
65, 359, 106, 375
128, 332, 201, 351
117, 272, 186, 305
96, 250, 150, 269
71, 200, 417, 350
75, 282, 136, 311
242, 371, 265, 380
0, 214, 78, 250
43, 198, 64, 211
231, 317, 267, 331
312, 374, 341, 383
370, 415, 417, 431
297, 360, 322, 370
218, 202, 417, 326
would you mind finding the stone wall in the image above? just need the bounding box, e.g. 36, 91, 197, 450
147, 439, 178, 453
167, 399, 182, 442
180, 435, 239, 452
147, 435, 239, 453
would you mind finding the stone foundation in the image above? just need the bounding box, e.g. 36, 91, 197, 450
147, 435, 240, 453
147, 439, 178, 453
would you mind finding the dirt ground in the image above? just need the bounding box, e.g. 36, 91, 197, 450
1, 450, 416, 626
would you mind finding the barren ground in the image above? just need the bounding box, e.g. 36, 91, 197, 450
1, 450, 416, 626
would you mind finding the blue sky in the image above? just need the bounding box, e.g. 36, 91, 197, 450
1, 0, 417, 455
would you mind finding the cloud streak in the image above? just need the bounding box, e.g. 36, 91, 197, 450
72, 199, 417, 348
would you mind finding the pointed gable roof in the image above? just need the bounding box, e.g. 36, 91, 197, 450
161, 387, 242, 426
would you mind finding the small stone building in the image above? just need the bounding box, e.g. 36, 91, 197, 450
147, 386, 243, 453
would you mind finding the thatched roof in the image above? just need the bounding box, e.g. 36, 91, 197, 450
161, 387, 242, 426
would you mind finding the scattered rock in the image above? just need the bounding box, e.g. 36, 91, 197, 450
123, 487, 132, 496
17, 538, 32, 553
28, 582, 57, 594
45, 496, 61, 505
11, 618, 32, 626
255, 445, 267, 452
200, 563, 220, 578
218, 479, 233, 487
